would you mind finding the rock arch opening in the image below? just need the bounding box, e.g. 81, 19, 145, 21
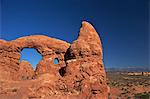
54, 58, 59, 64
20, 48, 42, 70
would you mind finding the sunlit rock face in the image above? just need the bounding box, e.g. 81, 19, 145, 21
0, 21, 109, 99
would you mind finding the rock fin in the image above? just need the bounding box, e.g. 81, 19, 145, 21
67, 21, 103, 59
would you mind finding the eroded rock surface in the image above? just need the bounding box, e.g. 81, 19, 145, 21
0, 21, 109, 99
18, 60, 35, 80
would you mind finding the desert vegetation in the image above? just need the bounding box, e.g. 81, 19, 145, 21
107, 71, 150, 99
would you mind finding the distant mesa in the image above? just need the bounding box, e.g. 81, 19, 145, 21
0, 21, 109, 99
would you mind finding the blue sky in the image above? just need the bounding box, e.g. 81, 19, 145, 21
0, 0, 149, 68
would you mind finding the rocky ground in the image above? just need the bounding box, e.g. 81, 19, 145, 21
107, 71, 150, 99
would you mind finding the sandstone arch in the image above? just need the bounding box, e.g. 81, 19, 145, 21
0, 35, 70, 80
0, 21, 109, 99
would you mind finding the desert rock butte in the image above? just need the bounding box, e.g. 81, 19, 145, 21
0, 21, 109, 99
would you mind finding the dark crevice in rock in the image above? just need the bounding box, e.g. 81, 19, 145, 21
64, 48, 76, 61
59, 67, 66, 77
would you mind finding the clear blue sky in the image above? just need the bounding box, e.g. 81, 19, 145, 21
0, 0, 149, 68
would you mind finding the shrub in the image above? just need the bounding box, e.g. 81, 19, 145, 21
134, 92, 150, 99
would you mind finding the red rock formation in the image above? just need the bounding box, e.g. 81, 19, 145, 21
18, 60, 34, 80
0, 21, 109, 99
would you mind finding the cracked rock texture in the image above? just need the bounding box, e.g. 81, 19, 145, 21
0, 21, 109, 99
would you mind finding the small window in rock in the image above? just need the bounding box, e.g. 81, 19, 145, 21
54, 58, 59, 64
